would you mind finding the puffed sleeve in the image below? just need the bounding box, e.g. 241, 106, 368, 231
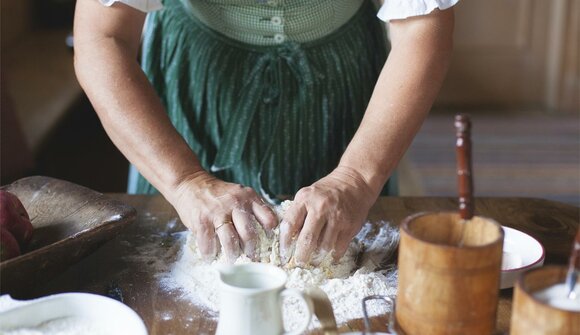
377, 0, 460, 22
99, 0, 163, 12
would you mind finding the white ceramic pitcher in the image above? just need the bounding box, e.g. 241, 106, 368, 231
215, 263, 314, 335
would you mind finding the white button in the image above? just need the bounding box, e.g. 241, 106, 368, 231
273, 34, 286, 43
271, 16, 283, 26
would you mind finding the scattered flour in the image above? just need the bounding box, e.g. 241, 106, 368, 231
159, 201, 400, 331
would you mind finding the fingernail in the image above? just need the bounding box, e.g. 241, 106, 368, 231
294, 257, 306, 268
226, 252, 239, 264
245, 242, 257, 261
201, 254, 212, 263
264, 228, 274, 240
280, 244, 295, 266
293, 248, 309, 267
200, 238, 218, 262
311, 248, 329, 266
280, 221, 290, 249
201, 250, 216, 264
280, 220, 290, 234
279, 243, 289, 264
283, 241, 299, 266
279, 221, 289, 259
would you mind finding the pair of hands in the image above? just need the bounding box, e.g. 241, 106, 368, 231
171, 167, 378, 265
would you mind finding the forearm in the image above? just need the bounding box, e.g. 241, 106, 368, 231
74, 3, 203, 198
339, 8, 454, 196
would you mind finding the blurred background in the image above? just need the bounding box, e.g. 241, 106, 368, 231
1, 0, 578, 205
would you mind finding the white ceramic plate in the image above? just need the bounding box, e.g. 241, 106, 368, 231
500, 226, 545, 289
0, 292, 148, 334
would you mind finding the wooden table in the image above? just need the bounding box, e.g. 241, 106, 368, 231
27, 195, 579, 334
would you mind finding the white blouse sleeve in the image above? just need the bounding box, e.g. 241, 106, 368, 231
377, 0, 460, 22
99, 0, 163, 12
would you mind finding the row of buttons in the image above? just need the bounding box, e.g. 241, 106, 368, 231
258, 0, 285, 43
266, 16, 285, 43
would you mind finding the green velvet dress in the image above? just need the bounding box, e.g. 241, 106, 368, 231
128, 0, 395, 202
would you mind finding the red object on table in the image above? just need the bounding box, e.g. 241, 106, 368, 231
0, 228, 21, 261
0, 190, 33, 249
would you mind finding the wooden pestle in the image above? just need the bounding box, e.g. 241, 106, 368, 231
455, 114, 474, 220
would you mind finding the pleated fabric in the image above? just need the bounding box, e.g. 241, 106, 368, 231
130, 0, 395, 202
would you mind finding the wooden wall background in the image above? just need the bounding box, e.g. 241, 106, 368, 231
436, 0, 579, 113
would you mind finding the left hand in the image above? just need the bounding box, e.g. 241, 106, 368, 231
279, 166, 378, 266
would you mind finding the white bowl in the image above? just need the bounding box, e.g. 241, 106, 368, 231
500, 226, 545, 289
0, 292, 148, 334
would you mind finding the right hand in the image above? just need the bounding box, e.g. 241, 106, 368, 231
170, 171, 278, 263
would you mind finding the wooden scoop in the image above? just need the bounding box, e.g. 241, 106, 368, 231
455, 114, 474, 220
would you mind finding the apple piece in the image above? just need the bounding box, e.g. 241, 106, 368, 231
1, 228, 21, 261
0, 191, 21, 229
10, 192, 28, 221
0, 190, 33, 246
9, 216, 34, 247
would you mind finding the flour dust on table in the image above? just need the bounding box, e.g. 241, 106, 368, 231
158, 201, 400, 331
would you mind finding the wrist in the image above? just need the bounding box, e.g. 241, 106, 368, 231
165, 169, 213, 205
337, 149, 391, 192
332, 165, 382, 204
338, 147, 394, 197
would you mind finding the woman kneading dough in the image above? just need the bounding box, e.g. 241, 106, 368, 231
73, 0, 457, 264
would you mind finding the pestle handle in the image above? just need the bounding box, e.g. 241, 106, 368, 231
455, 114, 474, 220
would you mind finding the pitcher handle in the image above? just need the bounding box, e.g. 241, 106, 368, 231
362, 295, 398, 334
280, 288, 314, 335
305, 287, 339, 335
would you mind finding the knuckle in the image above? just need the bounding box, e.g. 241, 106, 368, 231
295, 187, 312, 200
222, 234, 236, 246
238, 225, 257, 242
326, 220, 338, 230
301, 233, 316, 246
312, 201, 327, 213
197, 223, 213, 236
258, 206, 275, 219
219, 233, 235, 248
242, 186, 254, 194
282, 218, 299, 230
281, 210, 295, 222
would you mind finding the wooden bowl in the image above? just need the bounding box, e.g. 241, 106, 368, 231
511, 265, 580, 334
0, 176, 136, 296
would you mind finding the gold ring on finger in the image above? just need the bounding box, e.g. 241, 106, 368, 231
214, 219, 233, 232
